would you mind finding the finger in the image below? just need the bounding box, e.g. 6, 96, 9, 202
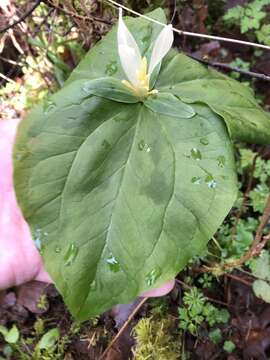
141, 279, 175, 297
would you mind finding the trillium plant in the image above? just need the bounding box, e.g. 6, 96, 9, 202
14, 8, 270, 321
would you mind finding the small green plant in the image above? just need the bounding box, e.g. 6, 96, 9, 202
256, 24, 270, 46
211, 146, 269, 265
229, 58, 251, 80
178, 287, 229, 335
223, 0, 270, 40
209, 328, 222, 344
223, 340, 236, 353
0, 325, 20, 345
34, 318, 45, 336
0, 324, 67, 360
198, 273, 214, 288
249, 251, 270, 303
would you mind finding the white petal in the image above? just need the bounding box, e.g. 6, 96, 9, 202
148, 24, 174, 76
118, 8, 141, 86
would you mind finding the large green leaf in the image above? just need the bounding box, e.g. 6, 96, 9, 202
14, 79, 237, 320
156, 53, 270, 145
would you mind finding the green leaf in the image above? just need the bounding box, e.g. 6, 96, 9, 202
0, 326, 8, 338
250, 184, 268, 213
144, 92, 195, 118
256, 24, 270, 46
14, 78, 237, 320
156, 53, 270, 145
37, 328, 60, 350
81, 78, 139, 103
249, 251, 270, 281
5, 325, 19, 344
253, 279, 270, 303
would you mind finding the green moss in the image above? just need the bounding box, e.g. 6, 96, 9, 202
132, 315, 181, 360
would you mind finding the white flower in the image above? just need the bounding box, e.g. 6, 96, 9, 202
117, 8, 174, 98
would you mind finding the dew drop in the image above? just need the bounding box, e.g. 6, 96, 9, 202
200, 138, 209, 146
205, 174, 217, 189
55, 246, 61, 253
34, 238, 42, 251
191, 176, 202, 185
138, 140, 151, 152
191, 148, 202, 161
106, 254, 120, 272
105, 61, 118, 75
64, 243, 79, 266
145, 268, 161, 286
217, 155, 226, 168
33, 229, 47, 252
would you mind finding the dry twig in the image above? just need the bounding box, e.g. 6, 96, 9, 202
98, 297, 148, 360
190, 56, 270, 82
0, 0, 42, 34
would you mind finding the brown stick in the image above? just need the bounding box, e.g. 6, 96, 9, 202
190, 55, 270, 82
98, 297, 148, 360
224, 273, 252, 287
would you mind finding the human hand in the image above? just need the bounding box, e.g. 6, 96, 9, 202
0, 119, 174, 297
0, 119, 51, 289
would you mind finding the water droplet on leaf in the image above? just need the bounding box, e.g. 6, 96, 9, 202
34, 238, 42, 251
33, 229, 47, 252
105, 61, 118, 75
64, 243, 79, 266
106, 254, 120, 272
217, 155, 226, 168
145, 268, 161, 286
191, 148, 202, 161
55, 246, 61, 253
191, 176, 202, 185
200, 138, 209, 146
138, 140, 151, 152
205, 174, 217, 189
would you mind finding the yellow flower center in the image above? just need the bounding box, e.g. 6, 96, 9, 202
122, 57, 158, 99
